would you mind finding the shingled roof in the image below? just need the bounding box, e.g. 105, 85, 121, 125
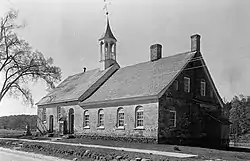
81, 51, 196, 105
36, 64, 119, 106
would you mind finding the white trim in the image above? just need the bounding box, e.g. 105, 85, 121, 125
79, 95, 158, 108
57, 106, 61, 121
83, 126, 90, 129
158, 52, 196, 98
97, 126, 105, 130
157, 52, 224, 108
201, 79, 206, 96
97, 109, 104, 127
83, 110, 90, 128
134, 126, 145, 130
200, 58, 224, 108
117, 107, 125, 127
135, 106, 144, 128
169, 110, 176, 127
116, 126, 125, 130
184, 77, 190, 93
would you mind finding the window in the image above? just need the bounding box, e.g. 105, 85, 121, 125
174, 80, 178, 91
57, 106, 61, 121
83, 110, 90, 128
169, 111, 176, 127
42, 107, 46, 123
98, 109, 104, 127
117, 108, 125, 127
201, 79, 206, 96
184, 77, 190, 93
135, 106, 143, 127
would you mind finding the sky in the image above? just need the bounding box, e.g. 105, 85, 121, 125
0, 0, 250, 116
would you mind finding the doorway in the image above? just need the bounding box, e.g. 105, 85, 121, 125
49, 115, 54, 133
68, 108, 74, 134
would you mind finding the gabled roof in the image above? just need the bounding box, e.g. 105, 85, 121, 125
81, 51, 196, 105
99, 18, 117, 41
36, 64, 119, 106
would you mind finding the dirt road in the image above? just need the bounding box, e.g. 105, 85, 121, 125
0, 147, 70, 161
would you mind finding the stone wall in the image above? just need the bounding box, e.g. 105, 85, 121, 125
79, 102, 158, 141
38, 102, 159, 142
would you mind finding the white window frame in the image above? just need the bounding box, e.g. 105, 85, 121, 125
201, 79, 206, 96
83, 110, 90, 128
117, 107, 125, 128
98, 109, 104, 128
135, 106, 143, 128
184, 77, 190, 93
169, 110, 176, 127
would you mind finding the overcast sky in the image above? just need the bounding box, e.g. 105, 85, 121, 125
0, 0, 250, 116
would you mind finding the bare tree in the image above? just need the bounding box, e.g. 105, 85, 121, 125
0, 9, 61, 105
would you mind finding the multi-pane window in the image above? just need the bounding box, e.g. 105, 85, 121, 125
117, 108, 125, 127
98, 109, 104, 127
83, 110, 90, 128
201, 79, 206, 96
174, 80, 178, 91
184, 77, 190, 93
135, 106, 143, 127
57, 106, 61, 121
169, 110, 176, 127
42, 107, 46, 123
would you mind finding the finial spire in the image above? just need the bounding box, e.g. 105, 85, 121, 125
99, 0, 116, 41
103, 0, 110, 17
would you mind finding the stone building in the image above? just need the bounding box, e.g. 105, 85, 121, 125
37, 17, 230, 147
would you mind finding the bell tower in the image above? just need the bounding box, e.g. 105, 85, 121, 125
99, 14, 117, 70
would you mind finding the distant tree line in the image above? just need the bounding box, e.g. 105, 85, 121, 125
0, 115, 37, 130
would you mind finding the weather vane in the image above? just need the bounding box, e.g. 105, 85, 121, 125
103, 0, 111, 16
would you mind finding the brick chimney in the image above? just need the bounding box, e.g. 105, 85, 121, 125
150, 44, 162, 61
191, 34, 201, 52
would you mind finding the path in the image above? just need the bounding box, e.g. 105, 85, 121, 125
0, 147, 70, 161
0, 138, 198, 158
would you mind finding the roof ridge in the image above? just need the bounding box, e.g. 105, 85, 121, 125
67, 68, 100, 78
119, 51, 195, 69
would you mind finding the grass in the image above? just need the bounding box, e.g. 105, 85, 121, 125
55, 137, 250, 161
0, 129, 25, 137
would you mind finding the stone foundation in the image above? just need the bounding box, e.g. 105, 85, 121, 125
75, 134, 157, 144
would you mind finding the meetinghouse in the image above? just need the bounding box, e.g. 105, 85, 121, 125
36, 14, 230, 148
